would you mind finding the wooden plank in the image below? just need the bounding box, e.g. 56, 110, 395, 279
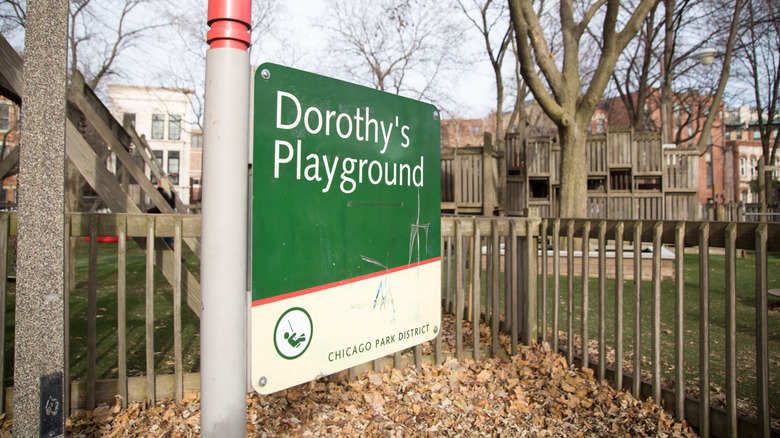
117, 217, 128, 409
87, 215, 98, 410
581, 221, 591, 370
725, 223, 738, 437
145, 217, 156, 405
651, 222, 662, 403
455, 220, 464, 362
472, 224, 481, 357
674, 222, 686, 421
0, 34, 22, 104
0, 214, 7, 415
173, 217, 183, 402
66, 120, 202, 316
0, 146, 19, 181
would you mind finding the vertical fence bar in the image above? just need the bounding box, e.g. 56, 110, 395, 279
598, 221, 607, 380
473, 224, 481, 359
698, 222, 711, 438
174, 216, 183, 402
755, 224, 769, 438
0, 214, 7, 415
455, 220, 464, 362
435, 317, 443, 366
446, 236, 453, 314
614, 222, 624, 391
486, 225, 493, 326
524, 219, 537, 346
651, 222, 662, 404
64, 216, 70, 416
674, 222, 685, 421
724, 222, 737, 437
581, 221, 591, 368
540, 219, 549, 347
566, 220, 574, 365
491, 221, 500, 354
117, 216, 128, 409
510, 220, 519, 355
552, 219, 561, 354
505, 227, 512, 336
146, 216, 156, 404
0, 214, 8, 414
87, 215, 98, 410
632, 221, 643, 399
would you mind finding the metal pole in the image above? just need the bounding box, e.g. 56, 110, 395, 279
201, 1, 250, 436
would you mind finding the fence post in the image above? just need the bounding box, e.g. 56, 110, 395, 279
483, 132, 496, 216
522, 209, 538, 347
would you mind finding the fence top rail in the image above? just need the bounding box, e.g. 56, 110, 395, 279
537, 217, 780, 252
68, 212, 202, 238
441, 216, 541, 238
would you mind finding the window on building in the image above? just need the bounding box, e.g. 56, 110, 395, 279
168, 151, 180, 184
596, 117, 605, 134
0, 104, 10, 131
192, 133, 203, 149
471, 125, 480, 135
751, 157, 757, 178
736, 131, 743, 140
168, 115, 181, 140
740, 157, 746, 178
706, 164, 713, 187
151, 114, 165, 139
124, 113, 136, 128
725, 131, 731, 140
753, 129, 761, 140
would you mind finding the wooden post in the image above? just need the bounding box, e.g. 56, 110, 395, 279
482, 132, 496, 216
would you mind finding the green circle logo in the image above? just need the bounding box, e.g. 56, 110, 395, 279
273, 307, 313, 360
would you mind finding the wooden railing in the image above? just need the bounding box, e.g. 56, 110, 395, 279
1, 212, 778, 438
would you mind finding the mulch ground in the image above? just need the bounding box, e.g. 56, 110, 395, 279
0, 341, 698, 437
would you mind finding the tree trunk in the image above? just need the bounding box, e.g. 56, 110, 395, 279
558, 123, 588, 218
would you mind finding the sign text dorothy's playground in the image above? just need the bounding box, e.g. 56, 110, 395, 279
251, 64, 441, 394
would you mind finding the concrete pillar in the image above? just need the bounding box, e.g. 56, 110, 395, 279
14, 0, 68, 436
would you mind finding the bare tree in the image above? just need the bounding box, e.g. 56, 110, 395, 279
509, 0, 658, 218
735, 0, 780, 207
160, 0, 281, 129
68, 0, 167, 92
320, 0, 464, 103
457, 0, 513, 137
0, 0, 25, 35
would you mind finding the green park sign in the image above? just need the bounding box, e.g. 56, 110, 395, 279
250, 64, 441, 394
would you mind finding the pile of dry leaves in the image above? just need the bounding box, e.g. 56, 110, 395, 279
0, 342, 697, 437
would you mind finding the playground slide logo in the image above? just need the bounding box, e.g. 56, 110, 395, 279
273, 307, 313, 360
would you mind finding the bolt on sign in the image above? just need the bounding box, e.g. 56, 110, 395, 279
251, 63, 441, 394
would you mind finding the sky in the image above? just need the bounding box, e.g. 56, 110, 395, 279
2, 0, 501, 120
258, 0, 501, 119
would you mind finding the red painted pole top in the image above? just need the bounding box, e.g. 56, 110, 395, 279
207, 0, 251, 51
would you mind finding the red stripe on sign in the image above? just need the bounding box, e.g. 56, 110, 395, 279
252, 257, 441, 307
